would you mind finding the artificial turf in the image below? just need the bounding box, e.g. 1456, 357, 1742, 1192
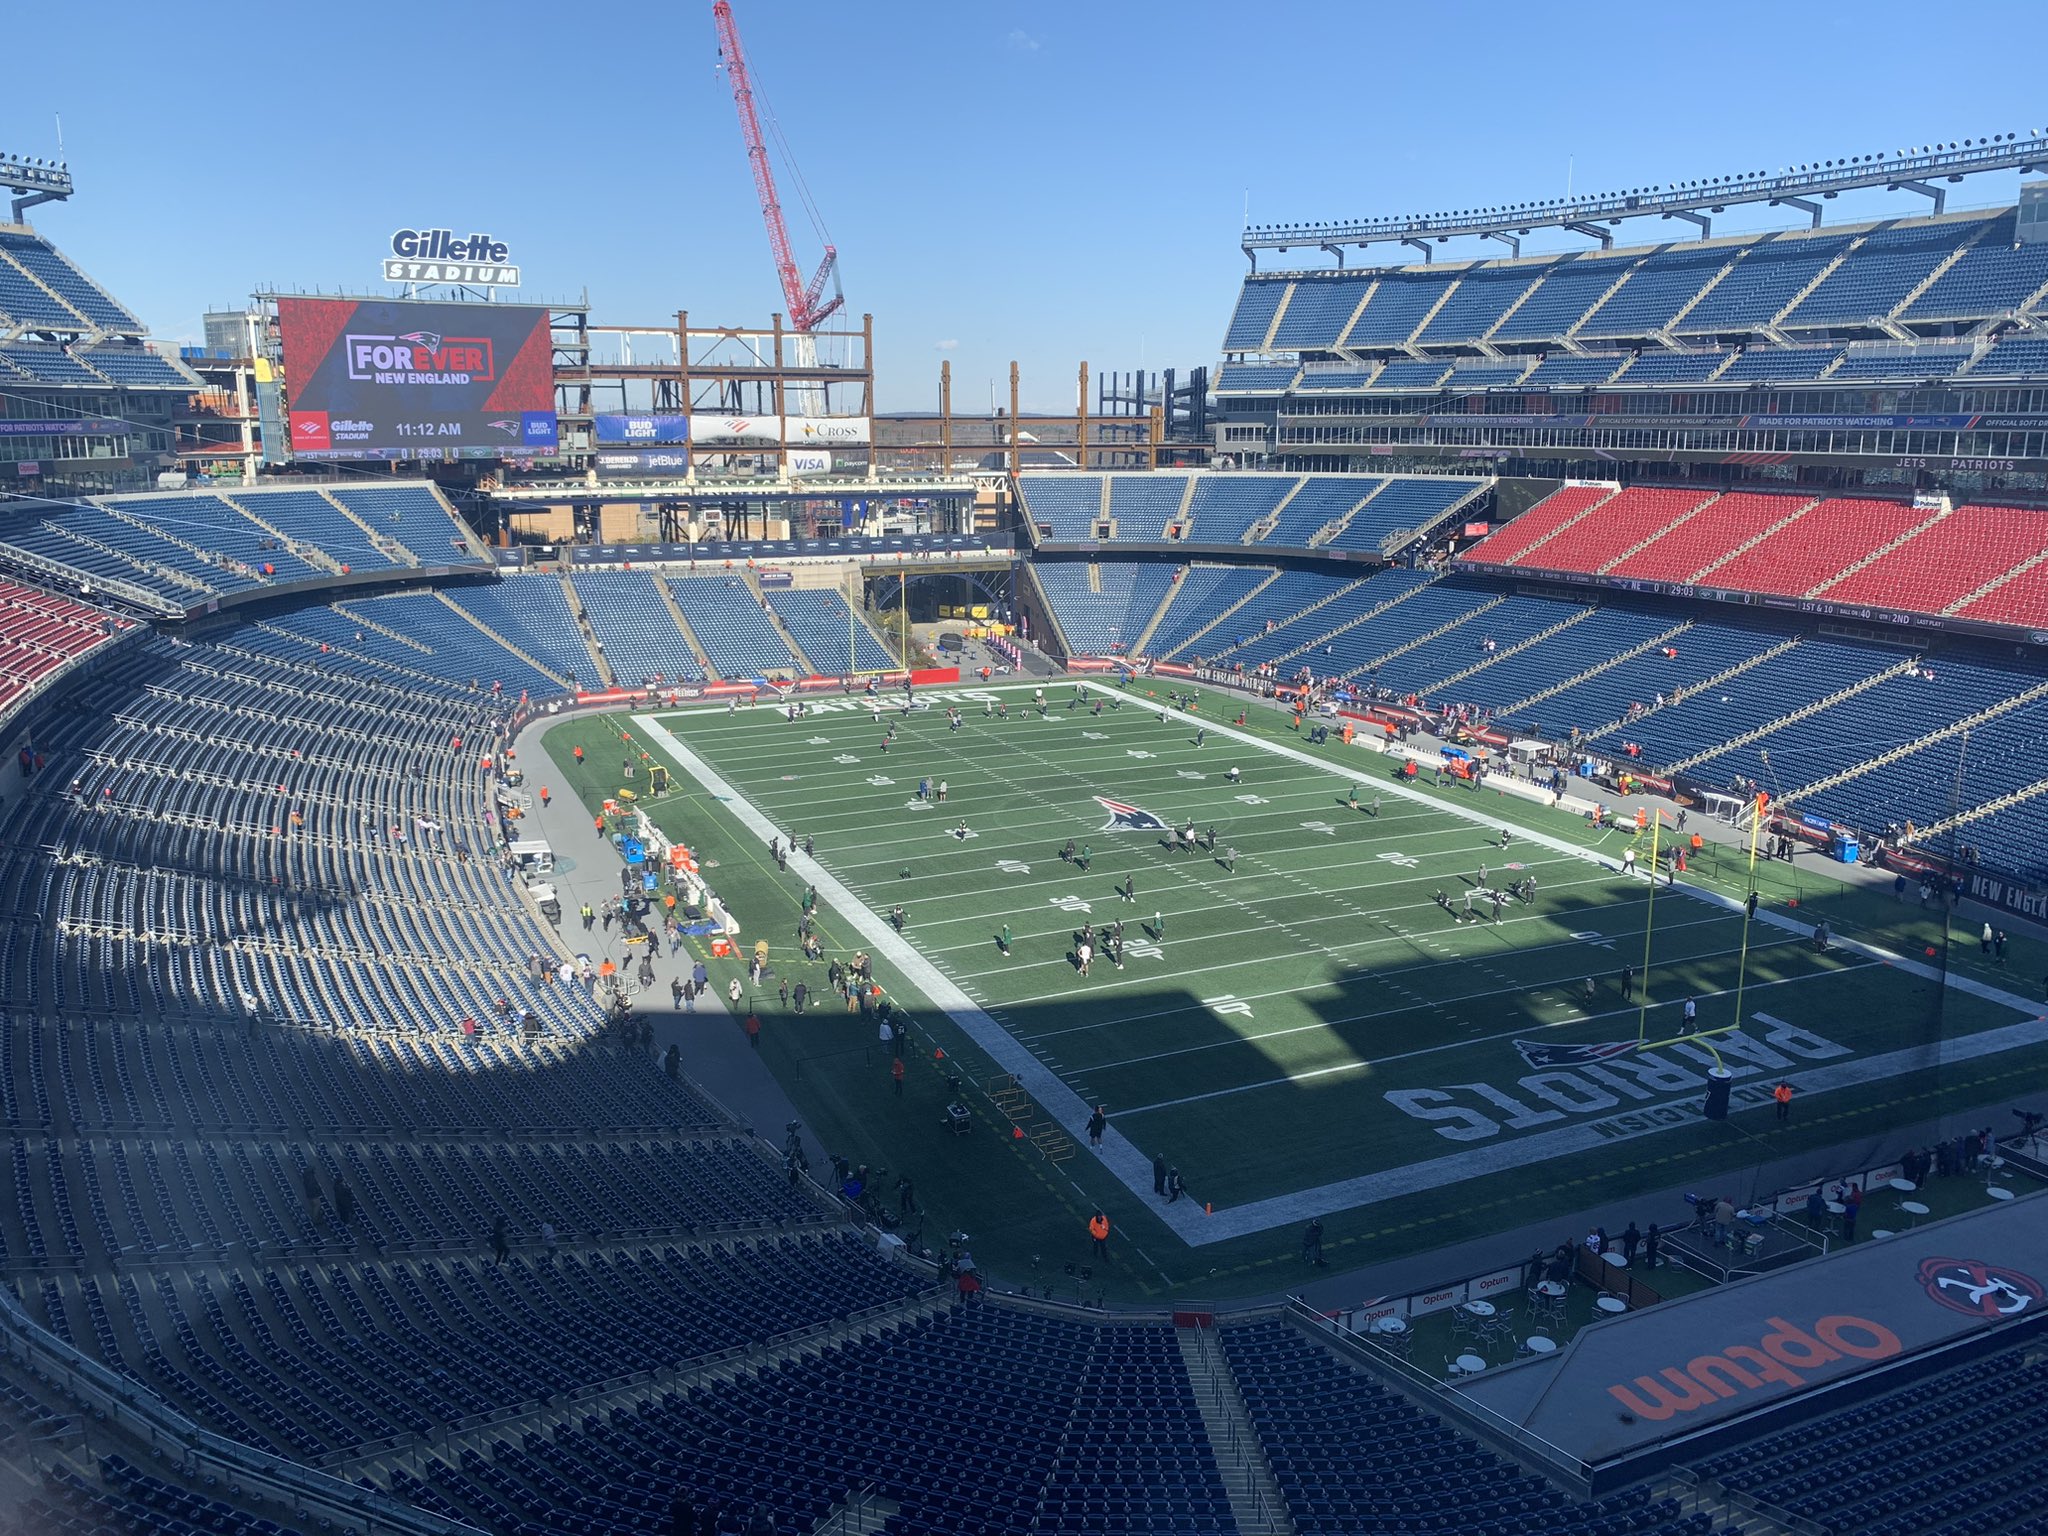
543, 680, 2047, 1300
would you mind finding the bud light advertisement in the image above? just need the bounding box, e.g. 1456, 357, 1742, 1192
277, 296, 558, 461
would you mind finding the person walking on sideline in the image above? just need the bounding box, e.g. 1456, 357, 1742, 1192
1087, 1106, 1106, 1147
1153, 1153, 1168, 1196
1302, 1218, 1327, 1268
1088, 1210, 1110, 1260
1773, 1080, 1793, 1123
891, 1056, 905, 1097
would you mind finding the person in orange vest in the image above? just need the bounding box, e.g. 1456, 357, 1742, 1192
1773, 1081, 1793, 1124
745, 1012, 761, 1050
594, 815, 605, 835
573, 745, 584, 763
1088, 1210, 1110, 1260
540, 786, 551, 808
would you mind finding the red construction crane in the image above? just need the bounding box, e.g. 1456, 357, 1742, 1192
712, 0, 842, 334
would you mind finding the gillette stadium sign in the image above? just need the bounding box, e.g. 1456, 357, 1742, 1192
381, 229, 521, 287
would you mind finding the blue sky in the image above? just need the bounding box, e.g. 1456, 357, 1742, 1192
8, 1, 2048, 410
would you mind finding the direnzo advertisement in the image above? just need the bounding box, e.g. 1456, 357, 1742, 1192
278, 296, 558, 461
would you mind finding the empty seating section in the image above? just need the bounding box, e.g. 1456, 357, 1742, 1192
0, 248, 84, 327
1033, 562, 1174, 655
1198, 570, 1368, 664
1441, 607, 1678, 712
1416, 266, 1546, 344
1509, 487, 1711, 575
1579, 247, 1733, 336
570, 570, 705, 686
71, 344, 193, 388
1365, 358, 1451, 391
1907, 225, 2048, 319
1017, 475, 1103, 540
765, 587, 895, 674
1344, 272, 1454, 345
666, 576, 797, 678
338, 592, 563, 697
3, 501, 262, 601
1262, 476, 1382, 547
1959, 558, 2048, 627
1689, 659, 2033, 801
1371, 594, 1586, 696
1608, 491, 1806, 582
1613, 351, 1728, 385
1970, 334, 2048, 377
1442, 362, 1529, 390
1493, 256, 1637, 341
1272, 275, 1371, 349
221, 489, 403, 571
1676, 233, 1855, 332
1518, 354, 1626, 387
442, 576, 593, 687
0, 581, 121, 716
1212, 361, 1299, 392
1694, 1338, 2048, 1536
1147, 565, 1276, 659
1107, 474, 1186, 541
103, 495, 321, 583
1463, 484, 1613, 566
0, 231, 140, 329
0, 341, 104, 385
1497, 620, 1783, 737
1223, 278, 1289, 349
1785, 220, 1978, 325
1822, 504, 2048, 612
1827, 343, 1974, 381
1223, 1321, 1713, 1536
1706, 498, 1931, 596
1590, 640, 1895, 764
328, 485, 486, 565
1323, 477, 1482, 554
1295, 365, 1378, 391
1315, 582, 1499, 678
1715, 347, 1839, 382
1184, 475, 1295, 542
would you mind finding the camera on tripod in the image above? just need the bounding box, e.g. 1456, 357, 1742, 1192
2013, 1108, 2044, 1133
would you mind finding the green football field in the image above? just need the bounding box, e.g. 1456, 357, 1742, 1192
545, 680, 2048, 1298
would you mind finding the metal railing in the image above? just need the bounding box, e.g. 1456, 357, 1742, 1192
0, 1287, 485, 1536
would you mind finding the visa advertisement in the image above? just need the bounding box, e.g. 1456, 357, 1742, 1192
278, 297, 558, 461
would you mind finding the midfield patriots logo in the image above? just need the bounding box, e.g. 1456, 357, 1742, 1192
1095, 797, 1166, 832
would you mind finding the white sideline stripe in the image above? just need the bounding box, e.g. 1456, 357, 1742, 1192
629, 711, 1215, 1243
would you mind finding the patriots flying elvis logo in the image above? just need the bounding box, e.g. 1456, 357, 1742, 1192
1095, 797, 1166, 832
1512, 1038, 1641, 1070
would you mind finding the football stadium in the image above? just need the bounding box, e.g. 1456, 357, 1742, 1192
3, 9, 2048, 1535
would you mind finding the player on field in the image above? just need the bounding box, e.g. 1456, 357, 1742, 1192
1226, 765, 1242, 784
1120, 874, 1136, 903
997, 923, 1012, 955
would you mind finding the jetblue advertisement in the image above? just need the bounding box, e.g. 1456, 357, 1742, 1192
278, 297, 558, 461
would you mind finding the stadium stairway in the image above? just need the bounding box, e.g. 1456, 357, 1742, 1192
1945, 540, 2048, 614
1581, 633, 1802, 740
1209, 573, 1407, 668
1293, 590, 1507, 674
321, 490, 423, 568
1912, 771, 2048, 852
1591, 491, 1719, 573
1768, 238, 1862, 332
429, 591, 577, 691
1783, 671, 2048, 804
1663, 648, 1921, 773
223, 496, 348, 577
1499, 617, 1693, 718
1156, 568, 1283, 659
649, 574, 718, 680
1686, 496, 1823, 583
331, 601, 435, 656
1469, 484, 1620, 567
554, 571, 614, 686
1177, 1322, 1290, 1536
1129, 566, 1190, 655
95, 501, 265, 585
744, 571, 817, 674
1805, 503, 1951, 597
1247, 480, 1308, 543
1416, 603, 1597, 696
